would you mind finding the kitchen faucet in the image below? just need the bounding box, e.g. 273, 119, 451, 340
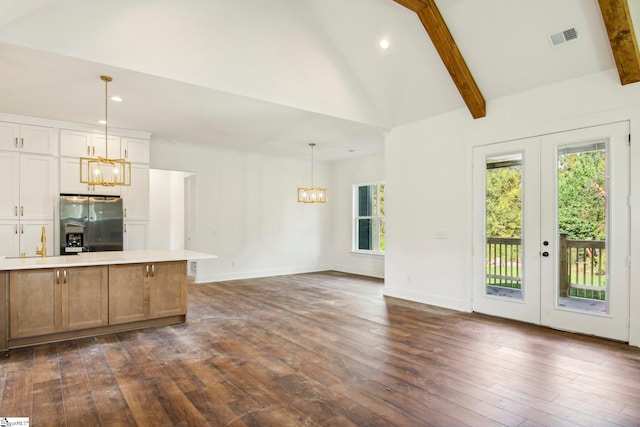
36, 226, 47, 257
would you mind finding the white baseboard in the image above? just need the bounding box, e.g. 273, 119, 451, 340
329, 264, 384, 279
383, 286, 471, 312
194, 264, 332, 283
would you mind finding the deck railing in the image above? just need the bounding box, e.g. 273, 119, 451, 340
486, 238, 522, 289
486, 235, 606, 300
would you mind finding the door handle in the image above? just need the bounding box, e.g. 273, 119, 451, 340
542, 251, 549, 257
20, 138, 24, 148
145, 265, 149, 277
56, 270, 60, 284
63, 270, 67, 284
151, 264, 155, 277
20, 206, 24, 216
14, 205, 17, 216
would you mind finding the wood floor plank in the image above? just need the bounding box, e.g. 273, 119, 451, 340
2, 271, 640, 426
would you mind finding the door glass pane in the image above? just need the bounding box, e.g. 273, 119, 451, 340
557, 142, 607, 313
485, 154, 523, 300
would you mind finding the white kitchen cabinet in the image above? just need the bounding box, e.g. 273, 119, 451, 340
20, 221, 55, 258
121, 137, 149, 163
0, 152, 19, 219
60, 130, 120, 159
0, 122, 57, 155
20, 154, 57, 220
124, 221, 148, 251
0, 152, 56, 221
0, 222, 20, 257
60, 130, 91, 157
121, 164, 149, 220
91, 134, 121, 159
59, 157, 120, 196
0, 220, 54, 258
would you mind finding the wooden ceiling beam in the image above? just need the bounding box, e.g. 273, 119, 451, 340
598, 0, 640, 85
393, 0, 486, 119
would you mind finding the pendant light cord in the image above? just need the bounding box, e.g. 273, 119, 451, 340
100, 75, 112, 150
310, 143, 314, 188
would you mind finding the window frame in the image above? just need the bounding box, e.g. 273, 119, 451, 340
352, 181, 385, 255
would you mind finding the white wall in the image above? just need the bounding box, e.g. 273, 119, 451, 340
385, 69, 640, 346
150, 140, 331, 282
329, 152, 385, 278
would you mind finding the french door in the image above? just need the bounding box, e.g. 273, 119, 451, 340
472, 122, 630, 341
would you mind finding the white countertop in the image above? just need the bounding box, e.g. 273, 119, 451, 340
0, 250, 217, 271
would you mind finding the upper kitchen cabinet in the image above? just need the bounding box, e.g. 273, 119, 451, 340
91, 134, 121, 159
20, 154, 58, 220
121, 137, 149, 164
60, 130, 120, 159
59, 130, 90, 157
0, 152, 57, 221
0, 152, 20, 219
0, 122, 57, 155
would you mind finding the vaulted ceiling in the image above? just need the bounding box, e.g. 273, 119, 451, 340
0, 0, 637, 160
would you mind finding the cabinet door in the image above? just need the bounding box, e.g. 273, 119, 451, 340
1, 272, 7, 353
0, 151, 19, 219
0, 221, 20, 258
20, 154, 57, 220
121, 137, 149, 163
62, 266, 108, 330
124, 221, 148, 250
122, 164, 149, 220
91, 134, 121, 159
60, 157, 89, 194
20, 125, 57, 155
60, 130, 91, 157
59, 157, 121, 196
109, 263, 147, 324
20, 221, 54, 258
9, 269, 59, 338
150, 261, 186, 318
0, 122, 19, 151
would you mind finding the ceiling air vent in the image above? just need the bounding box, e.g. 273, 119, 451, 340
550, 27, 578, 46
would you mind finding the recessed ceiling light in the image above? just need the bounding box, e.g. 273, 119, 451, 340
98, 120, 107, 125
379, 38, 390, 50
110, 95, 123, 102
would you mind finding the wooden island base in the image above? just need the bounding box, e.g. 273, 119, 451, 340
0, 250, 215, 354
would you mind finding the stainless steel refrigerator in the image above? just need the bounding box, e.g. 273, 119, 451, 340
60, 195, 124, 254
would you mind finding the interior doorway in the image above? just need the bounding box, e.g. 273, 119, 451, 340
149, 169, 196, 250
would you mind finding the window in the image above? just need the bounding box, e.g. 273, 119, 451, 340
353, 182, 385, 254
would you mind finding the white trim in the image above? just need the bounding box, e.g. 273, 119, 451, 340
194, 265, 332, 284
384, 286, 472, 312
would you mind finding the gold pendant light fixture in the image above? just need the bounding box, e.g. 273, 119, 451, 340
297, 143, 327, 203
80, 75, 131, 187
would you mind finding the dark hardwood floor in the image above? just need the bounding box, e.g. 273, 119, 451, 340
2, 271, 640, 426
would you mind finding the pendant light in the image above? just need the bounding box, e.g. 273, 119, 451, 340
297, 143, 327, 203
80, 75, 132, 187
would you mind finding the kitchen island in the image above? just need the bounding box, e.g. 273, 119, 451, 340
0, 250, 215, 354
